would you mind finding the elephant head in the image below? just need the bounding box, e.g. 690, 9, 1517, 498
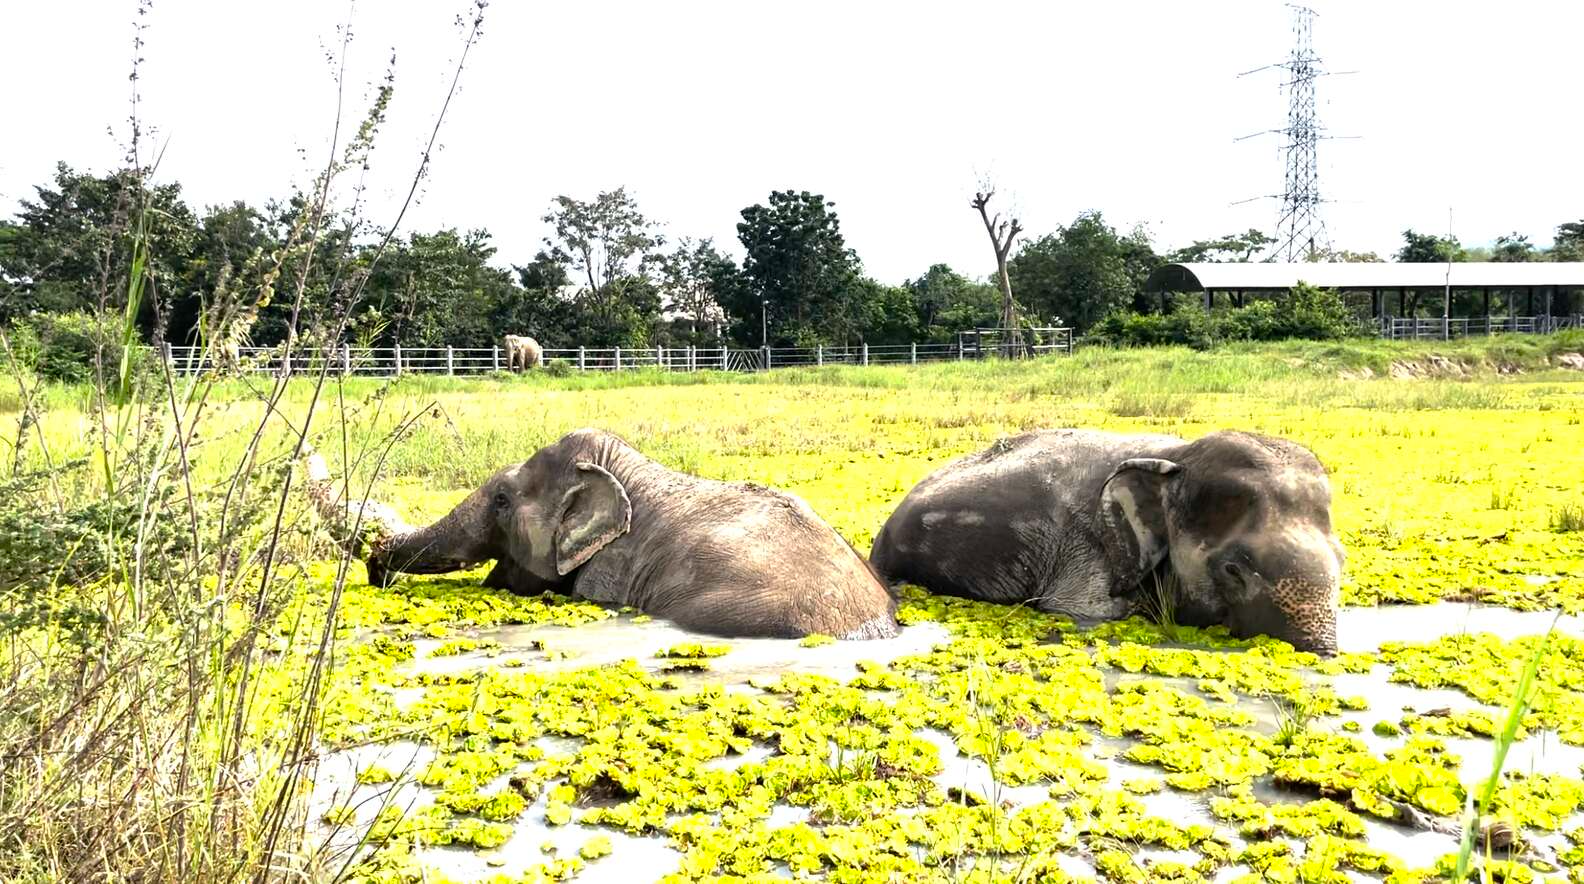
368, 440, 632, 589
1099, 431, 1343, 655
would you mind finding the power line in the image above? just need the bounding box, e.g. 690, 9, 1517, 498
1236, 4, 1355, 262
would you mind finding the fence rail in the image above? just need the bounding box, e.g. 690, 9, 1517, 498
1379, 314, 1582, 340
153, 316, 1574, 376
158, 336, 1072, 377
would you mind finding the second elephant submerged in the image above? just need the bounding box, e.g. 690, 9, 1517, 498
870, 429, 1344, 655
367, 429, 899, 640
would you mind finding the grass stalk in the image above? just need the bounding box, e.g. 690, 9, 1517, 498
1452, 614, 1558, 881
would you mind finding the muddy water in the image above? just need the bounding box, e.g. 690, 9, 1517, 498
316, 602, 1582, 880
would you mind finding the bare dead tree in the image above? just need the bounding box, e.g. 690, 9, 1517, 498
971, 188, 1024, 355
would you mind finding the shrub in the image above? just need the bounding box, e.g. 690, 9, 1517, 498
543, 358, 573, 378
1092, 283, 1356, 349
7, 311, 150, 384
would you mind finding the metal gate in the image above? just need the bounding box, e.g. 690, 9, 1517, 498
725, 349, 764, 372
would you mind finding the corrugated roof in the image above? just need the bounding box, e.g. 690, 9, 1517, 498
1145, 262, 1584, 292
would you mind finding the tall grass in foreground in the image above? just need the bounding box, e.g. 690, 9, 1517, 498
0, 4, 487, 880
1452, 616, 1557, 881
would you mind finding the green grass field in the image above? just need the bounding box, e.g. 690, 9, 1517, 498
5, 336, 1584, 882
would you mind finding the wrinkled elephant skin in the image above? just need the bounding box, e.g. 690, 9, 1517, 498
368, 429, 898, 640
870, 429, 1343, 654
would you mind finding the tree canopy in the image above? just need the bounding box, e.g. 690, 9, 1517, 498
3, 162, 1579, 355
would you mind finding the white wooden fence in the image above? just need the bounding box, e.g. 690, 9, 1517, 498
158, 336, 1072, 377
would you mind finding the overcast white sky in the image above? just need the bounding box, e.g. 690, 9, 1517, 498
3, 0, 1580, 283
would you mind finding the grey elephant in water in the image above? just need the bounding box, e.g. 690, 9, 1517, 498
367, 429, 899, 640
869, 429, 1343, 654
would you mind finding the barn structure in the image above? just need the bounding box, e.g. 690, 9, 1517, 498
1144, 262, 1584, 325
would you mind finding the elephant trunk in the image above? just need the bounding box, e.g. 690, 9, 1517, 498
1232, 537, 1342, 657
365, 491, 494, 587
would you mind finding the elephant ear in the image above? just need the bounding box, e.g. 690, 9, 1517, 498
552, 462, 632, 576
1098, 457, 1180, 591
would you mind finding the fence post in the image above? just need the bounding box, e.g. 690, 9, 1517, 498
614, 346, 622, 371
492, 345, 500, 372
721, 347, 728, 371
688, 346, 696, 372
393, 343, 402, 376
162, 342, 174, 374
579, 346, 586, 371
910, 342, 917, 365
816, 345, 823, 367
446, 345, 454, 375
657, 346, 664, 370
862, 343, 869, 366
762, 345, 770, 371
957, 340, 964, 361
342, 343, 352, 376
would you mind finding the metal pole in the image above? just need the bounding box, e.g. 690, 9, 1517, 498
862, 343, 869, 366
342, 342, 352, 376
614, 346, 622, 371
762, 345, 770, 371
392, 343, 402, 377
761, 300, 768, 348
579, 346, 586, 371
446, 345, 454, 375
910, 342, 917, 365
492, 345, 500, 372
816, 345, 823, 367
163, 342, 174, 374
721, 347, 728, 371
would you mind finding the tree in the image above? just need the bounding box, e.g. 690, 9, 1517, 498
658, 238, 730, 344
1551, 221, 1584, 262
1009, 212, 1159, 332
542, 188, 665, 347
1394, 230, 1465, 316
367, 229, 515, 348
495, 251, 572, 343
905, 263, 1001, 342
167, 200, 276, 345
1167, 229, 1273, 263
1491, 233, 1537, 263
0, 163, 199, 329
542, 187, 663, 296
1311, 246, 1382, 263
970, 189, 1023, 350
731, 190, 862, 346
1394, 229, 1464, 263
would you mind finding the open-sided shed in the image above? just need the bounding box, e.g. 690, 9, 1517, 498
1144, 262, 1584, 320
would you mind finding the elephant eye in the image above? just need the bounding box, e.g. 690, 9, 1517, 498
492, 492, 510, 509
1221, 561, 1245, 581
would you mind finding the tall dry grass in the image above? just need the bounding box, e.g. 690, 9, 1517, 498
0, 3, 487, 880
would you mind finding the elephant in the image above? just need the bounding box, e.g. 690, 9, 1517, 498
367, 428, 899, 640
504, 334, 543, 371
869, 429, 1343, 654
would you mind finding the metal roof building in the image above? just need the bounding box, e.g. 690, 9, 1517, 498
1144, 262, 1584, 318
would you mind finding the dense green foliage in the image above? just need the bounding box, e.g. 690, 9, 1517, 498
1089, 283, 1359, 349
3, 164, 1580, 356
